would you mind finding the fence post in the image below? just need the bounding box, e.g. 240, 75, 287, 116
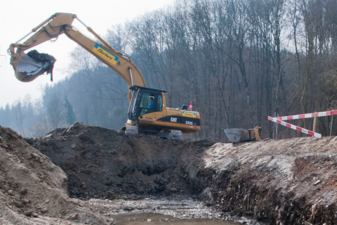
313, 111, 317, 133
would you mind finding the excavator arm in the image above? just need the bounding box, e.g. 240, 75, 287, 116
9, 13, 201, 139
9, 13, 145, 101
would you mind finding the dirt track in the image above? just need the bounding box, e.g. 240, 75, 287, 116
1, 123, 337, 224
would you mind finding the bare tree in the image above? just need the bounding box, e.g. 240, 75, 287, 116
217, 0, 254, 127
12, 101, 25, 136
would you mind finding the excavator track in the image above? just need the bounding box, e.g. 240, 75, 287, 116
125, 126, 182, 140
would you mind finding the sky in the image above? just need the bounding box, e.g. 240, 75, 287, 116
0, 0, 175, 108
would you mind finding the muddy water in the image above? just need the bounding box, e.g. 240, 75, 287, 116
112, 213, 238, 225
89, 199, 245, 225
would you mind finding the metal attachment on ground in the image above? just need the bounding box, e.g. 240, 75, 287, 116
125, 125, 139, 135
224, 126, 262, 143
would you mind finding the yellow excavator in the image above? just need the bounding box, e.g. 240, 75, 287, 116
8, 13, 201, 140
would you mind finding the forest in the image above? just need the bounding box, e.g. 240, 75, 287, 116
1, 0, 337, 141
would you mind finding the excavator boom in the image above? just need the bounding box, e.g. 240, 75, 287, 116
8, 13, 201, 139
9, 13, 145, 90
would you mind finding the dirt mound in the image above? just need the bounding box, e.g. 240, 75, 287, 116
0, 126, 111, 224
199, 137, 337, 224
26, 123, 214, 200
19, 122, 337, 224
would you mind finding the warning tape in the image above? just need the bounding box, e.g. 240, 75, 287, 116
276, 110, 337, 121
268, 116, 322, 138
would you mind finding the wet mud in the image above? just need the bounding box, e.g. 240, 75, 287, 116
89, 198, 245, 225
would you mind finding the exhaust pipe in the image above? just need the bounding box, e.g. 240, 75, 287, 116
10, 50, 56, 82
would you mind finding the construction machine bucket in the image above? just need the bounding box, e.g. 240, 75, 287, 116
224, 126, 262, 143
11, 50, 56, 82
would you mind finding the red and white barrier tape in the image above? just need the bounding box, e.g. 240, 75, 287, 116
268, 116, 322, 138
276, 110, 337, 121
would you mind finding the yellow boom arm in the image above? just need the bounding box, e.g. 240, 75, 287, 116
9, 13, 145, 101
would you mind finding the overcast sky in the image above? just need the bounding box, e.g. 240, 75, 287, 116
0, 0, 175, 108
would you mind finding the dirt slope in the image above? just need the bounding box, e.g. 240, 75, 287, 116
199, 137, 337, 224
0, 126, 111, 224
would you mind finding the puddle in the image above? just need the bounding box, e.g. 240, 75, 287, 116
112, 213, 238, 225
89, 199, 244, 224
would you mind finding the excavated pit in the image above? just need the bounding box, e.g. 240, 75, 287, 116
26, 123, 214, 200
2, 122, 337, 224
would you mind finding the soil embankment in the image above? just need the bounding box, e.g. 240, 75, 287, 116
200, 138, 337, 224
26, 123, 214, 200
1, 122, 337, 224
0, 125, 112, 224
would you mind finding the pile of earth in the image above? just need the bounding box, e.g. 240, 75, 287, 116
26, 122, 214, 200
0, 125, 112, 225
3, 121, 337, 225
200, 137, 337, 225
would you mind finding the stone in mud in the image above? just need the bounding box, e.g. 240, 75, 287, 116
107, 191, 115, 200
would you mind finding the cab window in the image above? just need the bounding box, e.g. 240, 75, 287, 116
139, 93, 162, 115
140, 93, 152, 108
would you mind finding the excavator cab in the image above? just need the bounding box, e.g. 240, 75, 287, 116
127, 85, 165, 125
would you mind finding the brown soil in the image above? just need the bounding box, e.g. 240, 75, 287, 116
2, 122, 337, 224
25, 123, 214, 200
0, 125, 111, 224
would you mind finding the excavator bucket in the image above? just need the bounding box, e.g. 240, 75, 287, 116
224, 126, 262, 143
10, 50, 56, 82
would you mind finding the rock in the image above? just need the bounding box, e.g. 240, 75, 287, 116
31, 153, 39, 159
81, 182, 86, 189
69, 213, 80, 220
41, 207, 48, 213
20, 188, 28, 195
314, 180, 321, 185
107, 191, 115, 200
123, 206, 134, 211
24, 210, 33, 216
32, 212, 39, 217
13, 201, 23, 208
22, 198, 30, 204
